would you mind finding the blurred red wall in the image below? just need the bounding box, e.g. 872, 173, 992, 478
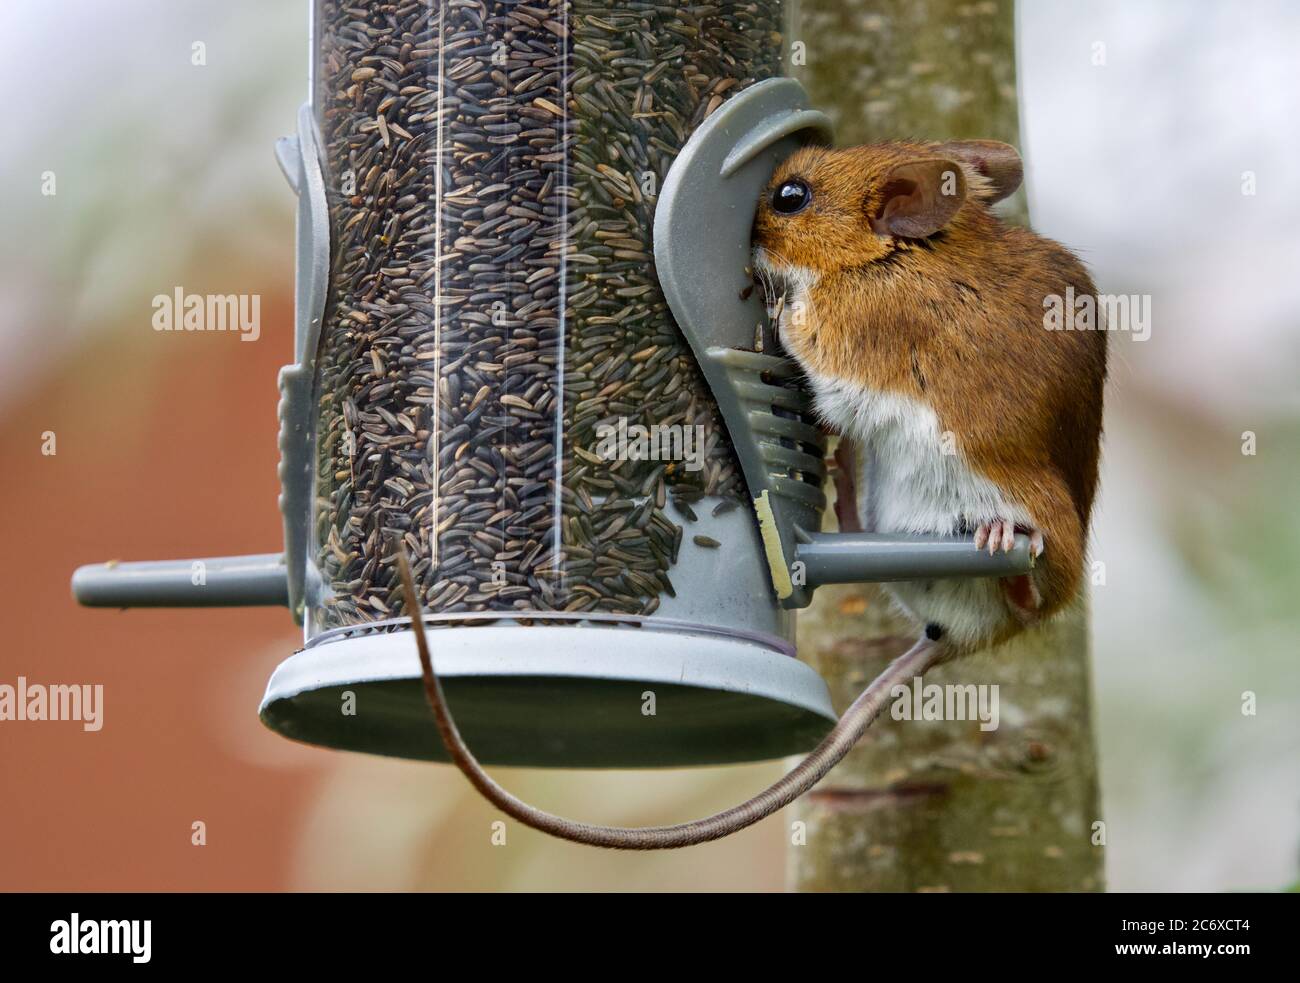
0, 291, 327, 891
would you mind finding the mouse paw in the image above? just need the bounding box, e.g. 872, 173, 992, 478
1024, 526, 1045, 559
829, 441, 861, 533
973, 519, 1016, 555
973, 521, 1045, 558
1001, 573, 1043, 621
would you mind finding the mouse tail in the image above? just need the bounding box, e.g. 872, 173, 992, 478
395, 549, 943, 851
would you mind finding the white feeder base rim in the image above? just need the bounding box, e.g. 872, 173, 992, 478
259, 622, 836, 768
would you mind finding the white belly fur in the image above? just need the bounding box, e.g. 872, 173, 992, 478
760, 251, 1028, 645
815, 372, 1029, 646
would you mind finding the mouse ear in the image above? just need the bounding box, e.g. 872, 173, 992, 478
935, 139, 1023, 203
870, 158, 966, 239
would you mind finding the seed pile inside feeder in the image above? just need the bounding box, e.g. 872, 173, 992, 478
310, 0, 784, 633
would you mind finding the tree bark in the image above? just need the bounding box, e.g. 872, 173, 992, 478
786, 0, 1105, 892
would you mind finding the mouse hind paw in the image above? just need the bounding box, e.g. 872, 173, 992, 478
972, 520, 1045, 558
1026, 526, 1045, 559
973, 518, 1015, 555
1000, 574, 1042, 623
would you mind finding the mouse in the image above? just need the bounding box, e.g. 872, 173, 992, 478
394, 138, 1106, 850
755, 138, 1107, 658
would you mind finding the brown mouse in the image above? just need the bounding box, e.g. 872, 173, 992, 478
396, 139, 1106, 850
754, 139, 1107, 657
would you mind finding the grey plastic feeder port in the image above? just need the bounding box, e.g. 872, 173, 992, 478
70, 75, 1029, 770
653, 78, 1032, 607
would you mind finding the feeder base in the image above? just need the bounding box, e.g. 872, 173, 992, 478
258, 623, 835, 768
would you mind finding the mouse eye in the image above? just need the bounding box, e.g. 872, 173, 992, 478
771, 179, 812, 215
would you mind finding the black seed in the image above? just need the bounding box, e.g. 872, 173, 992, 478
309, 0, 781, 632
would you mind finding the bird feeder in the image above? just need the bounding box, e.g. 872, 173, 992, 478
72, 1, 1030, 768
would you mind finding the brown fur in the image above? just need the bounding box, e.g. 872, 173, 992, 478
755, 142, 1107, 626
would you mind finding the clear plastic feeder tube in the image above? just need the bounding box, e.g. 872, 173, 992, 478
307, 0, 789, 639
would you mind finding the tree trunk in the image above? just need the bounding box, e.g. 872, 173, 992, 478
786, 0, 1105, 892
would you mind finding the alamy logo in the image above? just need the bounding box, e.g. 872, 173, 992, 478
0, 677, 103, 731
1042, 286, 1151, 341
890, 676, 1000, 731
151, 287, 261, 341
50, 913, 151, 963
594, 417, 707, 472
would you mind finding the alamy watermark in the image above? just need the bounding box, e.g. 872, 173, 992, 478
151, 287, 261, 341
890, 676, 999, 731
594, 417, 707, 472
50, 914, 150, 963
1043, 286, 1151, 341
0, 677, 103, 731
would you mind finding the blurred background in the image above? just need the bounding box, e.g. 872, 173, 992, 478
0, 0, 1296, 891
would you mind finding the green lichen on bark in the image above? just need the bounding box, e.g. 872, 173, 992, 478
786, 0, 1104, 892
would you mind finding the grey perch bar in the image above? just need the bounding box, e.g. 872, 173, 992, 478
797, 532, 1033, 587
71, 554, 289, 608
68, 534, 1033, 609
